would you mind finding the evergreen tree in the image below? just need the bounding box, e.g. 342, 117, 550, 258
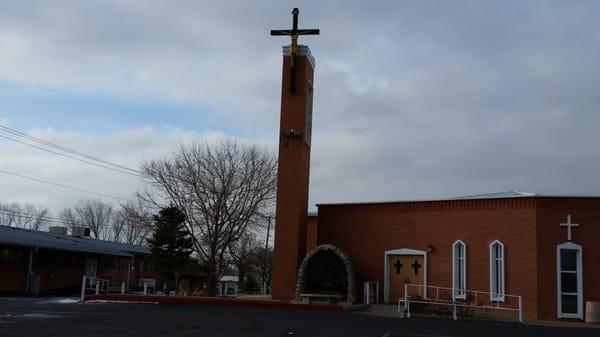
147, 206, 193, 291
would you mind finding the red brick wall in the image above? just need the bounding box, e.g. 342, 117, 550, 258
132, 256, 160, 286
0, 245, 157, 294
0, 248, 87, 293
306, 215, 318, 254
0, 263, 26, 292
535, 198, 600, 320
271, 50, 314, 301
97, 255, 132, 286
316, 198, 540, 320
33, 250, 86, 292
0, 245, 27, 293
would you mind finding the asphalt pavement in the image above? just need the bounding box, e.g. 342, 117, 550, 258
0, 297, 597, 337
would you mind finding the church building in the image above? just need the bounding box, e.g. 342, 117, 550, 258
305, 192, 599, 321
269, 9, 599, 322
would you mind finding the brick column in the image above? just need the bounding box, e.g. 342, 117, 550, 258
271, 45, 315, 301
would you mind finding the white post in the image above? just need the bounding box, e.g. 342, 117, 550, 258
453, 303, 457, 320
80, 276, 86, 302
143, 282, 148, 295
121, 282, 125, 295
405, 283, 411, 318
518, 296, 523, 323
95, 280, 99, 295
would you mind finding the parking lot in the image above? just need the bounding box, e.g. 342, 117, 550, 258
0, 297, 597, 337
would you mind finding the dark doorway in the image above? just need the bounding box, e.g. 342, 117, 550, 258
296, 244, 355, 303
301, 250, 348, 298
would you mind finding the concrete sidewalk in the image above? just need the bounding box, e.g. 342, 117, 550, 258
360, 304, 600, 329
85, 293, 343, 312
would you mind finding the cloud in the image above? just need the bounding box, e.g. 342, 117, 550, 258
0, 125, 274, 213
2, 1, 600, 213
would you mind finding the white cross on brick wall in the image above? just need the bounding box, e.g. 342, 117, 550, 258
560, 214, 579, 241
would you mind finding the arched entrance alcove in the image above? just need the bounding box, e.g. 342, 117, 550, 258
295, 244, 355, 303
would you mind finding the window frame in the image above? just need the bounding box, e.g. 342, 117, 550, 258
556, 242, 583, 319
489, 240, 505, 302
452, 240, 467, 300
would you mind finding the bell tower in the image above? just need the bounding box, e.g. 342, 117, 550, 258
270, 8, 319, 301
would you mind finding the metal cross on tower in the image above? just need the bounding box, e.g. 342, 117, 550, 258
271, 8, 320, 94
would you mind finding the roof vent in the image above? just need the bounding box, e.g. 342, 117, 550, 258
71, 226, 91, 238
48, 226, 68, 235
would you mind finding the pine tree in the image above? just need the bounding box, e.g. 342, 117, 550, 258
147, 206, 193, 291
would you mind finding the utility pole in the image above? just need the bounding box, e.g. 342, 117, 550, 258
262, 215, 273, 294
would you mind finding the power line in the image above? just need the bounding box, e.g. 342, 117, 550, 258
0, 208, 63, 222
0, 209, 71, 226
0, 168, 136, 203
1, 204, 144, 225
0, 133, 144, 177
0, 125, 143, 175
0, 134, 144, 177
0, 210, 151, 232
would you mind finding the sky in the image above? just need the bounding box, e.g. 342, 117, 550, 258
1, 0, 600, 215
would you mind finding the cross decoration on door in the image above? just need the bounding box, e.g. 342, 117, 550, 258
393, 260, 403, 274
411, 260, 422, 275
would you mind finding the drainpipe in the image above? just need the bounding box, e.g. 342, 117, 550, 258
126, 256, 133, 290
25, 247, 35, 295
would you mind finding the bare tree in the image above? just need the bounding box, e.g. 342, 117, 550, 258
112, 210, 126, 242
60, 201, 151, 243
118, 202, 153, 245
229, 233, 258, 291
141, 141, 277, 296
73, 199, 114, 240
0, 203, 18, 227
59, 207, 80, 230
0, 202, 49, 230
26, 204, 49, 230
254, 244, 274, 294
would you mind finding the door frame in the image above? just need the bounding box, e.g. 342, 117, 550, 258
384, 248, 427, 303
85, 258, 98, 277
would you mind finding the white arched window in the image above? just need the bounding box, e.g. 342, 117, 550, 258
489, 240, 505, 301
557, 242, 583, 319
452, 240, 467, 300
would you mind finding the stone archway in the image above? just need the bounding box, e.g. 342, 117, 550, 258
295, 244, 355, 303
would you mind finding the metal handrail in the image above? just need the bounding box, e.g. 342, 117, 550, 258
80, 275, 110, 302
398, 283, 523, 322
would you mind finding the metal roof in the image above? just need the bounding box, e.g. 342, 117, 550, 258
451, 191, 537, 199
316, 191, 600, 207
77, 238, 151, 255
219, 275, 239, 282
0, 225, 150, 257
